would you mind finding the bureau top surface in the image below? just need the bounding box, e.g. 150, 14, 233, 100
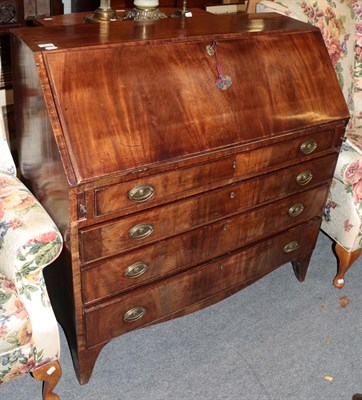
13, 13, 349, 185
14, 13, 317, 50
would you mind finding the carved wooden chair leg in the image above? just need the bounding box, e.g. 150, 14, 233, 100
32, 360, 62, 400
333, 244, 362, 289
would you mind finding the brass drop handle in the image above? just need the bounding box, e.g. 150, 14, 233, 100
283, 241, 300, 253
125, 262, 149, 278
296, 170, 313, 185
128, 184, 155, 203
123, 306, 147, 322
288, 203, 305, 217
300, 139, 317, 155
129, 223, 154, 240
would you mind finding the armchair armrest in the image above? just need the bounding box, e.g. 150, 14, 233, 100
1, 172, 63, 365
0, 173, 63, 297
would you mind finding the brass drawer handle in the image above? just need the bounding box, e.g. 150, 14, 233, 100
129, 223, 154, 240
296, 170, 313, 185
123, 306, 147, 323
300, 139, 317, 155
288, 203, 305, 217
128, 184, 155, 203
125, 262, 149, 278
284, 241, 300, 253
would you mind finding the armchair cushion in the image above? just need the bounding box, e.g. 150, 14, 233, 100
334, 143, 362, 209
324, 178, 362, 252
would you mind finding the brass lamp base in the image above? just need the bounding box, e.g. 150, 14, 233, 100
84, 6, 122, 23
123, 7, 167, 21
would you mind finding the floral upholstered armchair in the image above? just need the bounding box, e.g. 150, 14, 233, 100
254, 0, 362, 288
0, 121, 63, 398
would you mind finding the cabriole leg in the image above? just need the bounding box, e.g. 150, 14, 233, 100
32, 360, 62, 400
333, 244, 362, 289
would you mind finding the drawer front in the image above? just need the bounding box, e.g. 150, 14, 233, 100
80, 164, 332, 263
85, 219, 321, 347
81, 185, 328, 302
94, 129, 336, 217
95, 155, 237, 216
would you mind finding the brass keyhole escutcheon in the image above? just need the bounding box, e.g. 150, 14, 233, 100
206, 44, 215, 56
300, 139, 317, 155
123, 306, 147, 322
297, 170, 313, 186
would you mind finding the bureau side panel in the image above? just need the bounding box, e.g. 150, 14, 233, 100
11, 34, 71, 231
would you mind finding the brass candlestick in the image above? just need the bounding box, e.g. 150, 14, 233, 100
171, 0, 191, 18
84, 0, 122, 23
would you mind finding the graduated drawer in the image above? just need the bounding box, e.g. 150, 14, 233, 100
94, 129, 336, 217
84, 219, 320, 347
81, 184, 328, 303
80, 156, 335, 263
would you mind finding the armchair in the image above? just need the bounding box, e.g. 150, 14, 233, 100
254, 0, 362, 288
0, 119, 63, 398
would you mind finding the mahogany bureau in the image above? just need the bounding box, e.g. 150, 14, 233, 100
11, 12, 349, 384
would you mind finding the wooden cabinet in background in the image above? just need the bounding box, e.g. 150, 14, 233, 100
0, 0, 24, 32
0, 0, 63, 165
0, 0, 63, 32
11, 12, 349, 385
